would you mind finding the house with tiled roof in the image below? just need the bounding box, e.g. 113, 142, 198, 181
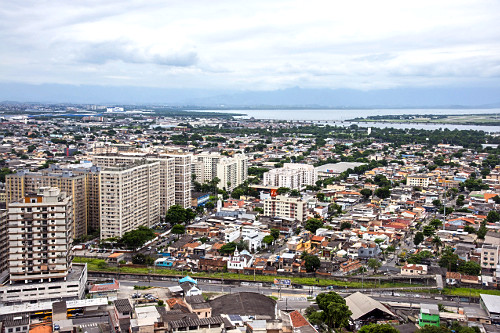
401, 264, 428, 275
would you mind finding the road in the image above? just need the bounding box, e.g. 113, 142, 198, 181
112, 278, 480, 310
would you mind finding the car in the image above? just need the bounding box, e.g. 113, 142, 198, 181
147, 246, 152, 251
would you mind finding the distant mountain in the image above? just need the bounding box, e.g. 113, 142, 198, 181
0, 83, 498, 108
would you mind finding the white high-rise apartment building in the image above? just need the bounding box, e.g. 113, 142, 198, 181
192, 152, 248, 191
263, 163, 317, 190
93, 151, 192, 212
7, 187, 73, 283
0, 187, 88, 305
99, 161, 160, 239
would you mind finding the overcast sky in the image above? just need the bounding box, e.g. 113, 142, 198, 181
1, 0, 500, 91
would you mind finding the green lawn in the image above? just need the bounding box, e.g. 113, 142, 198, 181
74, 257, 415, 289
442, 288, 500, 297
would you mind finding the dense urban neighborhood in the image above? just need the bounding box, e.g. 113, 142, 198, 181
1, 104, 500, 333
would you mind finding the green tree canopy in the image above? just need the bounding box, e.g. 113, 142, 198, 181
367, 258, 382, 273
414, 232, 424, 246
458, 260, 481, 276
439, 247, 459, 272
165, 205, 196, 225
171, 224, 186, 238
374, 187, 391, 199
270, 228, 280, 240
316, 292, 352, 331
119, 226, 155, 249
262, 235, 274, 246
360, 188, 373, 200
359, 323, 398, 333
305, 218, 323, 234
219, 242, 237, 255
304, 254, 321, 272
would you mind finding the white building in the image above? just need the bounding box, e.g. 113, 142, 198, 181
263, 163, 317, 190
0, 187, 87, 305
223, 227, 240, 243
227, 249, 254, 271
192, 152, 248, 191
99, 161, 160, 239
263, 195, 307, 222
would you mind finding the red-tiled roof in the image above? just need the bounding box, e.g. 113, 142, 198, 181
290, 310, 311, 328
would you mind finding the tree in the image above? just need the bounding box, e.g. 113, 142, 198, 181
463, 225, 476, 234
374, 187, 390, 199
458, 260, 481, 276
359, 323, 398, 333
277, 187, 290, 195
119, 226, 155, 249
360, 188, 373, 200
165, 205, 196, 225
0, 167, 13, 183
165, 205, 187, 225
219, 242, 237, 255
304, 255, 321, 272
487, 211, 500, 223
431, 236, 442, 251
414, 232, 424, 246
262, 235, 274, 246
231, 188, 245, 199
477, 222, 488, 239
340, 221, 352, 230
290, 189, 301, 197
316, 292, 352, 331
439, 247, 459, 272
423, 225, 435, 237
367, 258, 381, 273
270, 228, 280, 241
432, 199, 442, 208
429, 219, 442, 229
132, 253, 154, 266
305, 218, 323, 234
171, 224, 186, 239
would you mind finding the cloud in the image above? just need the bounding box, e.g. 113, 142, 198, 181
0, 0, 500, 91
77, 40, 198, 67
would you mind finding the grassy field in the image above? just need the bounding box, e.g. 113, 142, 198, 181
350, 114, 500, 125
74, 257, 415, 289
442, 287, 500, 297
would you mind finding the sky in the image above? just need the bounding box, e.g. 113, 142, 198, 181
1, 0, 500, 103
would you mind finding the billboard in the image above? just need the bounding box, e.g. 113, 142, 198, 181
274, 278, 291, 286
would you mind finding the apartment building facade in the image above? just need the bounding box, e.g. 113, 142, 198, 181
93, 152, 191, 212
6, 187, 73, 283
192, 152, 248, 191
263, 163, 317, 190
6, 170, 89, 238
99, 161, 160, 239
407, 175, 430, 188
263, 195, 307, 222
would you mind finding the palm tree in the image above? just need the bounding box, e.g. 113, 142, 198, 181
432, 235, 442, 253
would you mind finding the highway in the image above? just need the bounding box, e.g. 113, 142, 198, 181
111, 278, 480, 310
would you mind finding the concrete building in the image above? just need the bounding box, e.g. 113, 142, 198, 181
263, 195, 307, 222
481, 245, 499, 272
93, 151, 191, 211
192, 153, 248, 191
407, 175, 430, 188
99, 160, 160, 239
263, 163, 317, 190
7, 187, 74, 283
419, 304, 440, 327
0, 187, 88, 305
6, 170, 89, 238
